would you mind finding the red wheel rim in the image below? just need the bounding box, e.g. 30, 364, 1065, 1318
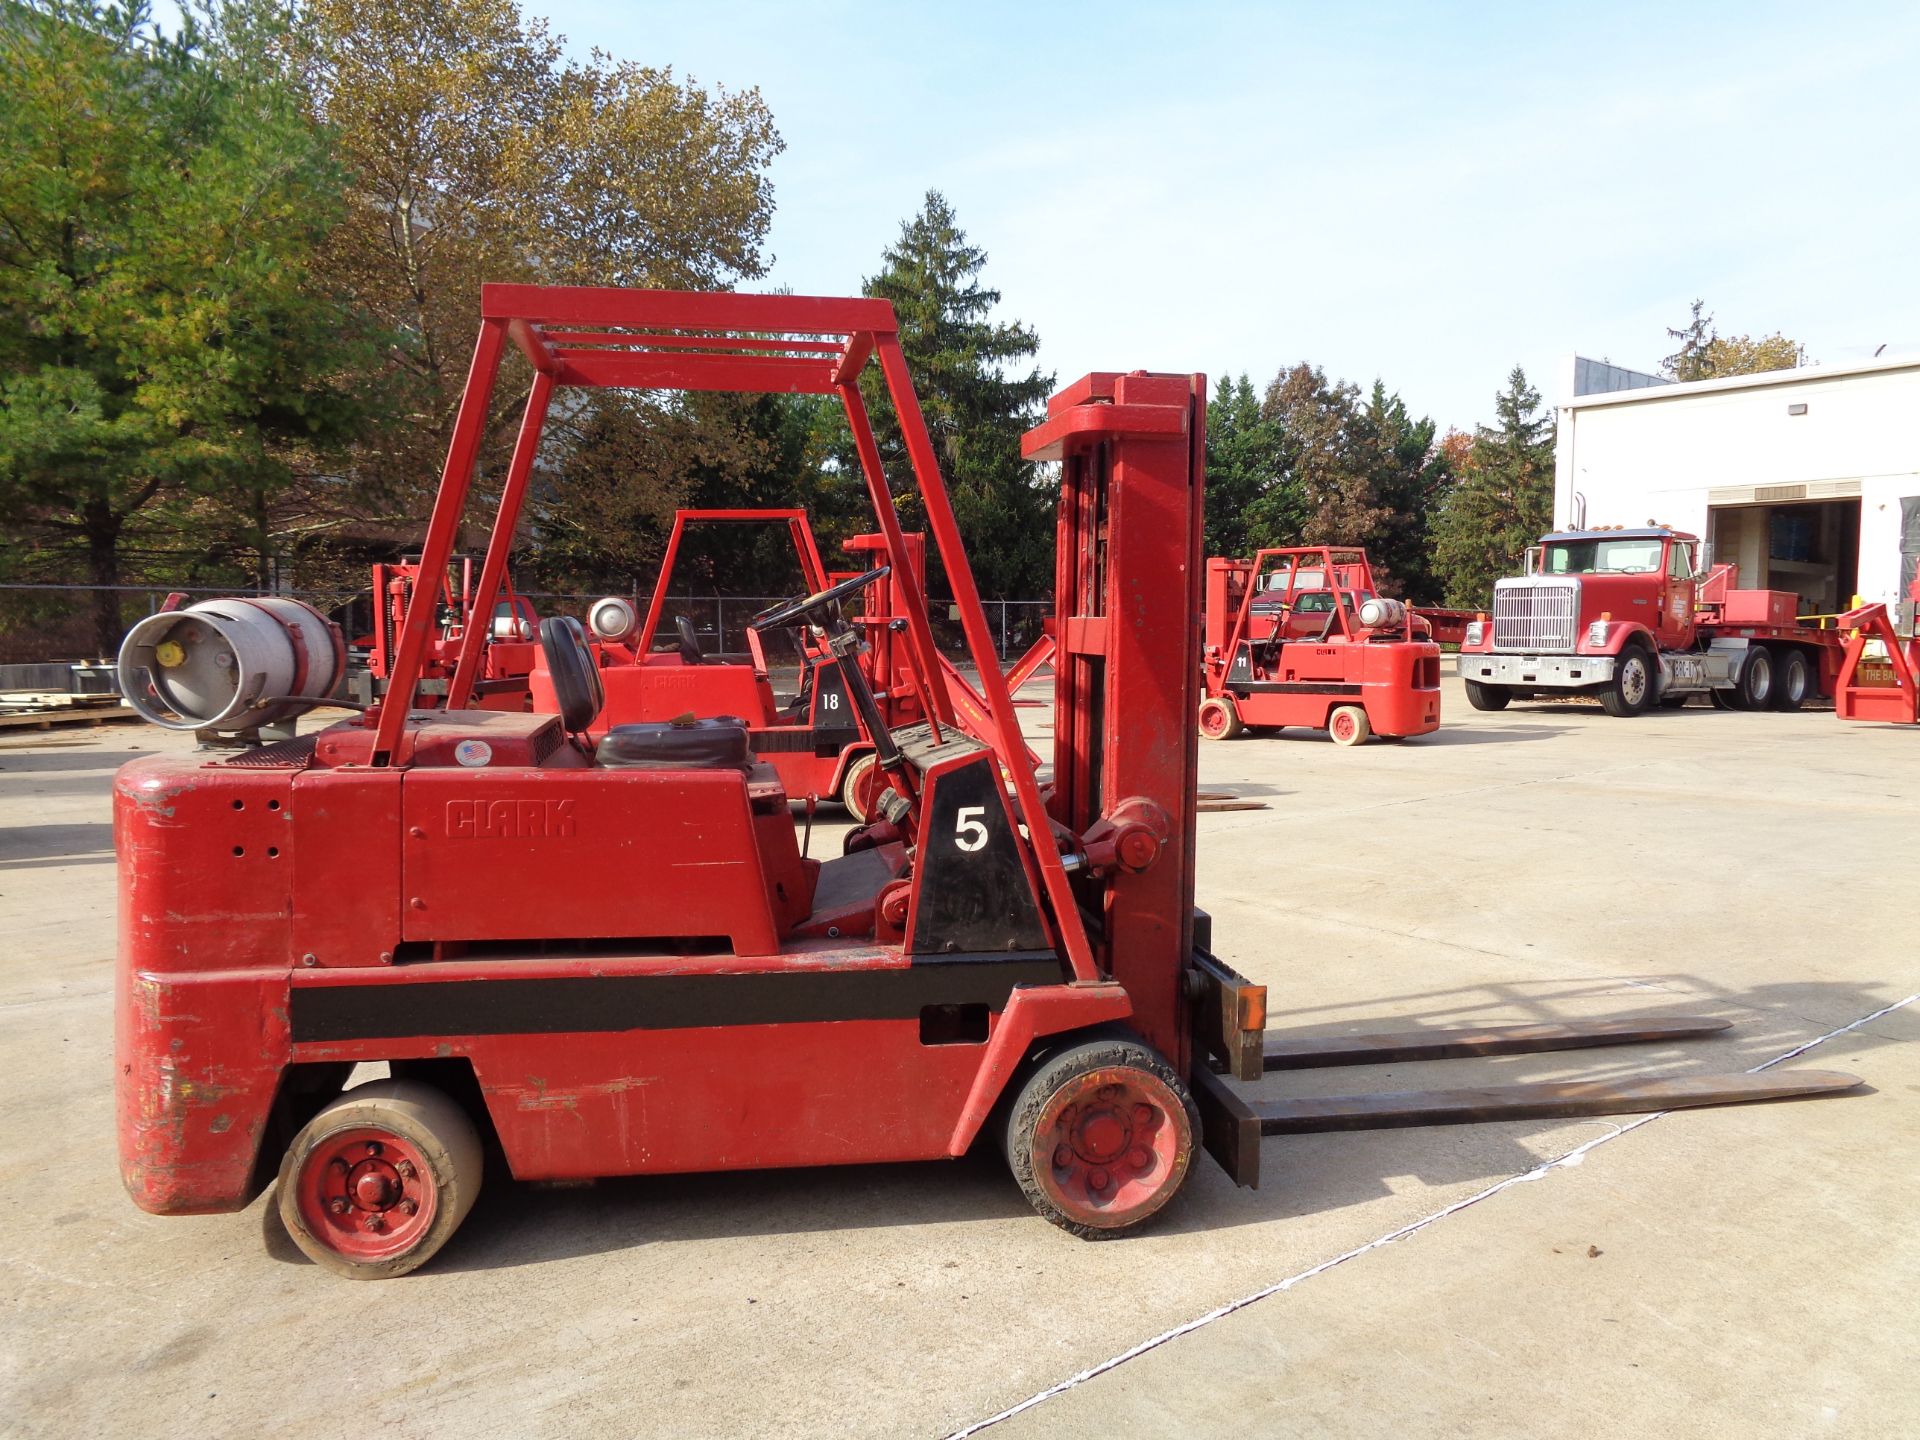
1199, 703, 1229, 739
1331, 710, 1356, 742
1028, 1067, 1190, 1228
295, 1126, 439, 1263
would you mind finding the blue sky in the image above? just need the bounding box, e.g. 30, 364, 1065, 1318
553, 0, 1920, 432
155, 0, 1919, 432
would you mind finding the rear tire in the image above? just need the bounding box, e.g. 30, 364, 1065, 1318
276, 1080, 483, 1279
1198, 696, 1245, 741
1328, 704, 1372, 747
1736, 646, 1775, 709
1463, 680, 1511, 712
1599, 644, 1656, 717
1773, 649, 1811, 711
1004, 1035, 1199, 1239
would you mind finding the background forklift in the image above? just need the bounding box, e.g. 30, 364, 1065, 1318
532, 507, 1053, 821
114, 287, 1859, 1279
1200, 546, 1443, 746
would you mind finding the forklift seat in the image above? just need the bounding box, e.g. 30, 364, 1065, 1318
540, 616, 605, 733
598, 716, 753, 770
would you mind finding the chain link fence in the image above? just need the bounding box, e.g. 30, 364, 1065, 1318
0, 583, 1054, 671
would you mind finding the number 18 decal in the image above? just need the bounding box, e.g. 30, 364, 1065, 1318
954, 805, 988, 852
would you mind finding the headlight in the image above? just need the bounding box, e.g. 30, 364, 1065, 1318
1464, 620, 1484, 647
1586, 620, 1609, 647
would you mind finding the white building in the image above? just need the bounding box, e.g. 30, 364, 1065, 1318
1554, 353, 1920, 621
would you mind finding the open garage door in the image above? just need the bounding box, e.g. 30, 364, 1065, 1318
1707, 498, 1860, 616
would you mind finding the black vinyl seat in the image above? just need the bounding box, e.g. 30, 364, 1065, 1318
597, 715, 753, 770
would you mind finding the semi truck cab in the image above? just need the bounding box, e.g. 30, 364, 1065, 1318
1458, 524, 1835, 716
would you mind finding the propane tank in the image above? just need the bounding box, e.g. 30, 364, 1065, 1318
1357, 596, 1408, 630
491, 611, 532, 641
117, 597, 344, 732
587, 596, 640, 644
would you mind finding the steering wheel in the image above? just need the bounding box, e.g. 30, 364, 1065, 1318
675, 614, 705, 665
749, 567, 888, 633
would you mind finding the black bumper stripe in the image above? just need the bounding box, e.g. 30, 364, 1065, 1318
290, 953, 1064, 1043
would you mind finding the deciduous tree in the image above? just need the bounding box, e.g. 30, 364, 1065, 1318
1663, 299, 1806, 381
287, 0, 785, 568
0, 0, 371, 653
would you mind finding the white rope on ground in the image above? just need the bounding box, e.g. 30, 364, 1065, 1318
944, 991, 1918, 1440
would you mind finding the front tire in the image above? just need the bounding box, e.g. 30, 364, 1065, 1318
1198, 696, 1245, 741
1463, 679, 1511, 712
1600, 644, 1656, 717
1773, 649, 1811, 711
1004, 1035, 1199, 1239
277, 1080, 484, 1279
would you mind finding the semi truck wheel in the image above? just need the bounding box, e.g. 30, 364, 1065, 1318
1773, 649, 1811, 711
1328, 704, 1372, 747
277, 1080, 484, 1279
1599, 644, 1656, 717
1463, 680, 1510, 712
1004, 1034, 1200, 1239
839, 752, 882, 823
1736, 646, 1774, 709
1198, 696, 1245, 740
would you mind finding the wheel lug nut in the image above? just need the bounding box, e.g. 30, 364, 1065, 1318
1089, 1169, 1110, 1192
1052, 1144, 1072, 1169
327, 1197, 348, 1215
1128, 1148, 1149, 1168
363, 1213, 384, 1232
1132, 1104, 1153, 1126
395, 1160, 416, 1180
365, 1142, 383, 1156
398, 1198, 418, 1216
328, 1158, 349, 1175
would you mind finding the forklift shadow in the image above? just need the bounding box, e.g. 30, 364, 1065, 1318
399, 1150, 1032, 1276
0, 821, 115, 870
1406, 724, 1576, 746
0, 745, 149, 772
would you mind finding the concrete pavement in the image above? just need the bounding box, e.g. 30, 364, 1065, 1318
1, 677, 1913, 1437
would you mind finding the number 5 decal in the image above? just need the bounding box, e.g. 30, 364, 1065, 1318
954, 805, 988, 852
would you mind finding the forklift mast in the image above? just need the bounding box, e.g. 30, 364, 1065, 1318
1026, 371, 1210, 1069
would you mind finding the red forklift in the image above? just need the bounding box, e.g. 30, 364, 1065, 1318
356, 555, 540, 710
532, 507, 1053, 820
113, 287, 1858, 1279
1200, 546, 1443, 745
532, 509, 931, 822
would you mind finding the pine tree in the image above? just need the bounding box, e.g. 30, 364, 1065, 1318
1203, 375, 1289, 560
1352, 380, 1449, 600
835, 191, 1055, 599
1431, 367, 1555, 608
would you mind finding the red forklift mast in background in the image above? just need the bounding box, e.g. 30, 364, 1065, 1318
113, 290, 1859, 1280
1200, 546, 1443, 747
361, 556, 539, 710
